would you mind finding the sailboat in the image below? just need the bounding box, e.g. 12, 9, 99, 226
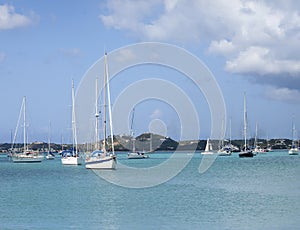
61, 80, 83, 165
201, 138, 214, 155
11, 97, 44, 163
127, 108, 149, 159
218, 119, 232, 156
288, 119, 299, 155
253, 122, 266, 154
239, 92, 254, 158
45, 122, 55, 160
85, 52, 117, 169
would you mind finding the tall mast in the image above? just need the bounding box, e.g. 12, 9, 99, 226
23, 96, 27, 152
102, 53, 108, 153
48, 121, 51, 152
292, 117, 295, 147
243, 92, 247, 149
130, 108, 135, 152
71, 80, 78, 155
95, 78, 99, 150
229, 117, 232, 145
105, 52, 115, 155
254, 121, 258, 147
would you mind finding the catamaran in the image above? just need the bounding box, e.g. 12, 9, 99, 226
85, 53, 117, 169
11, 97, 44, 163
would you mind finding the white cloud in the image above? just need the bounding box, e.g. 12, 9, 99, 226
209, 39, 236, 56
100, 0, 161, 32
265, 87, 300, 103
0, 4, 34, 30
225, 46, 300, 76
100, 0, 300, 101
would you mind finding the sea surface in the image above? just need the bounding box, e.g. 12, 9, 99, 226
1, 151, 300, 229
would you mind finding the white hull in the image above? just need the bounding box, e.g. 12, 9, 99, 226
12, 154, 44, 163
201, 151, 214, 155
46, 154, 55, 160
61, 156, 82, 165
218, 150, 231, 156
85, 155, 116, 169
128, 152, 149, 159
289, 148, 299, 155
253, 147, 267, 154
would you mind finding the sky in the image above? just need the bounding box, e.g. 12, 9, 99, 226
0, 0, 300, 144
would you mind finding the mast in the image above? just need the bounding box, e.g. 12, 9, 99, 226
243, 92, 247, 149
292, 118, 295, 147
105, 52, 115, 155
102, 53, 108, 153
71, 80, 78, 155
130, 108, 135, 152
23, 96, 27, 152
254, 122, 258, 148
48, 121, 51, 152
229, 117, 232, 145
95, 78, 99, 150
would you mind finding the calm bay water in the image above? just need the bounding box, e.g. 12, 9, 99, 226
1, 151, 300, 229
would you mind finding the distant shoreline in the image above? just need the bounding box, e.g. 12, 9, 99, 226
0, 136, 296, 152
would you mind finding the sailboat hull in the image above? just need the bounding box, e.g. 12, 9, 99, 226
85, 155, 116, 169
12, 154, 44, 163
201, 151, 214, 155
218, 150, 232, 156
288, 148, 299, 155
61, 156, 82, 165
128, 152, 149, 159
239, 151, 254, 158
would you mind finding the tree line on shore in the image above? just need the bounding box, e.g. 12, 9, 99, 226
0, 133, 296, 153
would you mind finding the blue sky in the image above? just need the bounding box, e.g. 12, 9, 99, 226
0, 0, 300, 143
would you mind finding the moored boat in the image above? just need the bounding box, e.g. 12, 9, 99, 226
239, 93, 253, 158
201, 138, 214, 155
288, 119, 299, 155
85, 53, 116, 169
61, 80, 83, 165
11, 97, 43, 163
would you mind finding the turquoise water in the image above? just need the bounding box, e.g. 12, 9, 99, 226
1, 151, 300, 229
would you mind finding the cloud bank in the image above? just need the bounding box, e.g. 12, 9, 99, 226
100, 0, 300, 103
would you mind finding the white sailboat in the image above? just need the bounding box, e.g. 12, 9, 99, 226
288, 119, 299, 155
253, 122, 266, 154
85, 53, 117, 169
11, 97, 44, 163
239, 92, 254, 158
127, 138, 149, 159
127, 108, 149, 159
61, 80, 83, 165
218, 119, 232, 156
201, 138, 214, 155
45, 122, 55, 160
